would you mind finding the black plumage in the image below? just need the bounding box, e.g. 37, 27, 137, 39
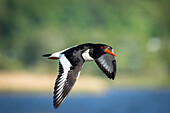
43, 43, 117, 109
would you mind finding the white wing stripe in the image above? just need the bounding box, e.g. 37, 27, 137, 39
101, 59, 105, 65
57, 80, 64, 86
58, 77, 65, 83
56, 90, 62, 98
54, 54, 72, 100
104, 63, 107, 67
98, 55, 114, 73
57, 83, 64, 91
56, 93, 63, 100
60, 54, 71, 73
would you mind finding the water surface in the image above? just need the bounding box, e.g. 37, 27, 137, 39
0, 88, 170, 113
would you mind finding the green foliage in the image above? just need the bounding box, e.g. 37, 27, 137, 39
0, 0, 169, 76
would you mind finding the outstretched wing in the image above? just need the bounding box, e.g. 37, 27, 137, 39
53, 54, 83, 109
95, 53, 116, 80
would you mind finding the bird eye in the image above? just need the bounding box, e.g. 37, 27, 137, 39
101, 46, 103, 49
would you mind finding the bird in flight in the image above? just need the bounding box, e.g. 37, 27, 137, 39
43, 43, 117, 109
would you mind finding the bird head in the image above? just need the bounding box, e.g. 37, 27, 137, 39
99, 45, 117, 57
89, 44, 117, 59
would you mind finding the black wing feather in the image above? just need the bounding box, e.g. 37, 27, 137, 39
53, 55, 84, 109
95, 53, 116, 80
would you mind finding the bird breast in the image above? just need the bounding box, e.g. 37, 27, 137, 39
82, 49, 94, 61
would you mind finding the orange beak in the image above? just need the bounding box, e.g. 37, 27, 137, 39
104, 48, 117, 57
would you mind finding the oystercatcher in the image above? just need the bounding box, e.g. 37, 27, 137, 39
43, 43, 117, 109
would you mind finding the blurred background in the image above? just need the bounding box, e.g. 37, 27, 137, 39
0, 0, 170, 113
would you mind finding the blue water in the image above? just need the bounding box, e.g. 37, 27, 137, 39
0, 88, 170, 113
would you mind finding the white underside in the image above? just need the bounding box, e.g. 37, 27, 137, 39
82, 49, 94, 61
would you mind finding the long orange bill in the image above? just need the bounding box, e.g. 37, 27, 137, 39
105, 48, 117, 57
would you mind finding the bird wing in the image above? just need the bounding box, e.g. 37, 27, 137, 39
95, 53, 116, 80
53, 54, 83, 109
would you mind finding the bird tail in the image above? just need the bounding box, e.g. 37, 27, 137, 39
42, 54, 52, 57
42, 53, 59, 60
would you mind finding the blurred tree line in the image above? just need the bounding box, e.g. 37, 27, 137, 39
0, 0, 169, 76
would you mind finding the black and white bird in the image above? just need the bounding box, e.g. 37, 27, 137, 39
43, 43, 117, 109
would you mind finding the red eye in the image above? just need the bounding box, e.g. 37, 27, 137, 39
101, 46, 103, 49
